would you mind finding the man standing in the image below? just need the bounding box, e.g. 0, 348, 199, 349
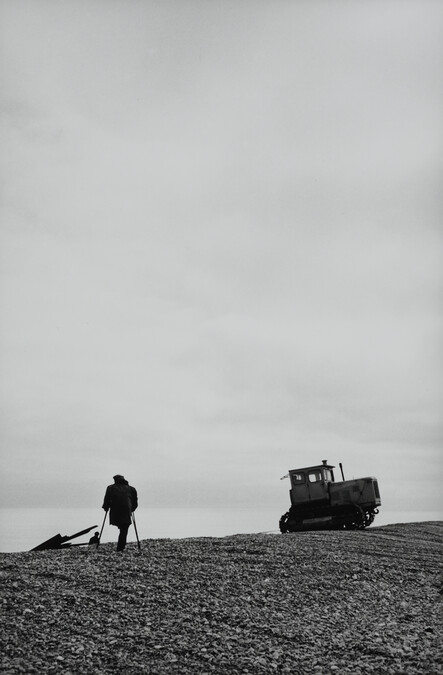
102, 474, 138, 551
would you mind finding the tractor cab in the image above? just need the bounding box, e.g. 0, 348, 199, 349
289, 460, 335, 506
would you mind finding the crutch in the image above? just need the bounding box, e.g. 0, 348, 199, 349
96, 511, 107, 548
132, 512, 141, 551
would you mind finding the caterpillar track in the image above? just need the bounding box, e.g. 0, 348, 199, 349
279, 505, 379, 533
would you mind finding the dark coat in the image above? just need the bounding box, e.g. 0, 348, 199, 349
102, 478, 138, 528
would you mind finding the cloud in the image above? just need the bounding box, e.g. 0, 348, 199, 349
0, 0, 442, 517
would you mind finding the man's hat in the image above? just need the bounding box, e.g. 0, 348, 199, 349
113, 474, 125, 481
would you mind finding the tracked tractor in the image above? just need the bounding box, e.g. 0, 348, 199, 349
279, 460, 381, 532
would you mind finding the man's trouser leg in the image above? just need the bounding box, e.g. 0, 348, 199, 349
117, 524, 129, 551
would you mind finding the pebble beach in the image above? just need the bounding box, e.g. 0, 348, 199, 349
1, 521, 442, 675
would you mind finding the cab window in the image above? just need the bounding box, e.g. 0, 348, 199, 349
291, 472, 305, 483
308, 470, 322, 483
323, 469, 333, 482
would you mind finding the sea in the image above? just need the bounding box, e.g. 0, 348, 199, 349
0, 506, 441, 553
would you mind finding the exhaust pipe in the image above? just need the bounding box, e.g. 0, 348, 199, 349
339, 463, 345, 481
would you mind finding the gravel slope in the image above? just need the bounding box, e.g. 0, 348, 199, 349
1, 521, 441, 675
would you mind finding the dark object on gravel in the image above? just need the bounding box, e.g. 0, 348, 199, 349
30, 525, 98, 551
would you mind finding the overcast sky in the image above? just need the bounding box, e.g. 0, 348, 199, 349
1, 1, 442, 518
